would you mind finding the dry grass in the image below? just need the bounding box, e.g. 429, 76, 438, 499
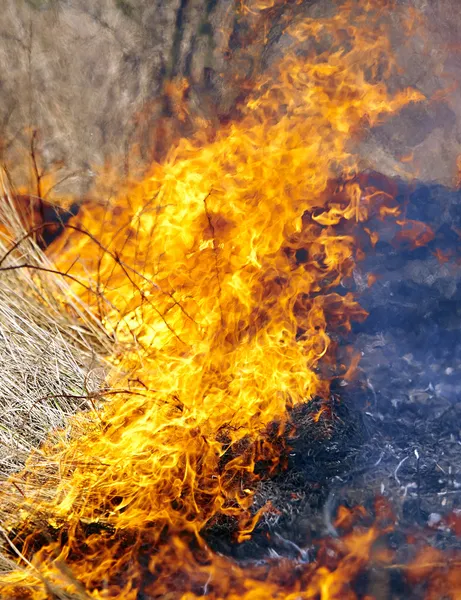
0, 173, 112, 600
0, 173, 112, 477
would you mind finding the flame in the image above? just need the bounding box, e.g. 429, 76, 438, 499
394, 218, 435, 249
0, 1, 434, 598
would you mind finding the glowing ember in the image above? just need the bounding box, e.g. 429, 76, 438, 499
0, 1, 440, 598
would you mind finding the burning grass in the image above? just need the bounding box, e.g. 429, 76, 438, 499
0, 1, 458, 598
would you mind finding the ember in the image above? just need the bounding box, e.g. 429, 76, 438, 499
0, 1, 460, 599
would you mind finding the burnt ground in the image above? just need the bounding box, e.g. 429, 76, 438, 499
347, 177, 461, 530
204, 176, 461, 595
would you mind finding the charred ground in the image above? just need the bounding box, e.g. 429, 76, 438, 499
201, 175, 461, 597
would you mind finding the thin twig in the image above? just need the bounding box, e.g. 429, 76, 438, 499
203, 191, 224, 326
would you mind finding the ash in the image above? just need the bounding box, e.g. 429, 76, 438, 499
206, 176, 461, 583
351, 177, 461, 528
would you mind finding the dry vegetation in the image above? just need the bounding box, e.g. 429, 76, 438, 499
0, 175, 112, 476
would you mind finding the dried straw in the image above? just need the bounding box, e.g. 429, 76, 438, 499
0, 172, 112, 476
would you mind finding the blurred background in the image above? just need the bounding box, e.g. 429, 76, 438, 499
0, 0, 460, 200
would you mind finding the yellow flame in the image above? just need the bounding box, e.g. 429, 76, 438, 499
0, 2, 428, 598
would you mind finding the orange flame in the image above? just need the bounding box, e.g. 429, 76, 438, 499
0, 1, 432, 598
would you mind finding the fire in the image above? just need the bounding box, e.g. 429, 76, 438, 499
0, 1, 436, 598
